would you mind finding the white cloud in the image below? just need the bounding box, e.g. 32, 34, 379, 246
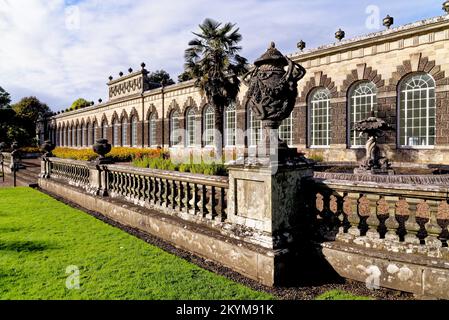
0, 0, 443, 110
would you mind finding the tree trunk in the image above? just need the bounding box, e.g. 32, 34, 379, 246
213, 103, 224, 161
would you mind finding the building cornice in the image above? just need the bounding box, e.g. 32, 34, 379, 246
289, 15, 449, 62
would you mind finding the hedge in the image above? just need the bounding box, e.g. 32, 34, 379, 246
53, 147, 162, 162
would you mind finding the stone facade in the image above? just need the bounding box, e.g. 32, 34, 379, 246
45, 14, 449, 165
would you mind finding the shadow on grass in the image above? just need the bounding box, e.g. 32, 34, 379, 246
0, 240, 56, 252
0, 227, 21, 233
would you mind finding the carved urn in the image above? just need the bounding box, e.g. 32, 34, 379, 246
93, 139, 112, 164
242, 42, 306, 162
41, 140, 55, 158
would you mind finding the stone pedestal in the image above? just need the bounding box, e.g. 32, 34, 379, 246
227, 161, 314, 285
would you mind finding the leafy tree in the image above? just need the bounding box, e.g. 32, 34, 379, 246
70, 98, 91, 111
184, 18, 248, 156
0, 86, 11, 109
148, 70, 175, 86
11, 96, 51, 146
177, 70, 193, 83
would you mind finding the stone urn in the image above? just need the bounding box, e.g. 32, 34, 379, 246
242, 42, 307, 163
41, 140, 55, 158
93, 139, 113, 165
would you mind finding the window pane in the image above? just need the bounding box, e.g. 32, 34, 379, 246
309, 89, 331, 147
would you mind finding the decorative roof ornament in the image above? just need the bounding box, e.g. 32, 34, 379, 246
335, 28, 345, 41
297, 40, 306, 52
141, 62, 146, 69
383, 15, 394, 29
98, 98, 103, 103
128, 68, 133, 73
443, 1, 449, 14
119, 71, 124, 77
108, 76, 113, 81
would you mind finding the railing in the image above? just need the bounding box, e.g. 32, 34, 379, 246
305, 176, 449, 256
42, 158, 229, 224
106, 165, 228, 222
48, 158, 90, 187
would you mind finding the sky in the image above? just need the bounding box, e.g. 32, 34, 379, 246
0, 0, 445, 111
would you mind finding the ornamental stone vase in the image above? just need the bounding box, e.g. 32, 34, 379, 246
93, 139, 113, 165
41, 140, 55, 158
242, 42, 308, 164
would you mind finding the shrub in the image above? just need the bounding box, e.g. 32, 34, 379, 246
133, 155, 228, 176
308, 151, 324, 163
20, 147, 42, 154
53, 147, 162, 162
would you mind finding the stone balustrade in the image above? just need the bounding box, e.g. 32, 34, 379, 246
105, 165, 228, 223
42, 157, 229, 226
306, 177, 449, 258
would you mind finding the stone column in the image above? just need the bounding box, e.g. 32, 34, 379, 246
227, 161, 314, 285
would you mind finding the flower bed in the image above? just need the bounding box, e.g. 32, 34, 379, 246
53, 147, 162, 162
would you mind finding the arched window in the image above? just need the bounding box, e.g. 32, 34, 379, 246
86, 123, 91, 146
349, 82, 377, 147
112, 119, 119, 146
224, 103, 236, 146
279, 113, 293, 146
92, 122, 97, 145
59, 128, 63, 147
399, 73, 435, 147
249, 109, 261, 147
186, 108, 196, 147
130, 116, 138, 147
77, 125, 81, 147
121, 118, 128, 146
203, 106, 215, 147
170, 110, 181, 147
148, 114, 157, 147
309, 88, 331, 147
101, 120, 107, 139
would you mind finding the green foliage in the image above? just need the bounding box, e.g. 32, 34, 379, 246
0, 86, 11, 108
12, 96, 50, 122
148, 70, 175, 86
133, 155, 228, 176
177, 70, 193, 83
69, 98, 91, 111
315, 290, 372, 300
308, 152, 324, 163
0, 187, 272, 299
184, 18, 248, 110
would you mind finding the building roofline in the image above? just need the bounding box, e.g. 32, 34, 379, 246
288, 14, 449, 61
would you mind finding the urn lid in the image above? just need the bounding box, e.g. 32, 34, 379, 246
254, 42, 288, 67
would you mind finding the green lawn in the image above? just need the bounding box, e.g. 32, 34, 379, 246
0, 187, 273, 300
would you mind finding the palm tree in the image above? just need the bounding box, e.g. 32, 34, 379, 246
184, 18, 248, 158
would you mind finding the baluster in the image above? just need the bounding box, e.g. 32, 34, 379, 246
171, 179, 177, 210
347, 193, 361, 238
205, 186, 216, 220
159, 177, 164, 206
152, 177, 158, 205
216, 187, 226, 221
404, 198, 420, 245
165, 179, 171, 208
385, 196, 399, 242
199, 184, 206, 217
425, 201, 443, 248
184, 182, 191, 213
177, 180, 183, 211
366, 194, 380, 240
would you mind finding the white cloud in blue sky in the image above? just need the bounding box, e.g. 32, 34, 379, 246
0, 0, 444, 110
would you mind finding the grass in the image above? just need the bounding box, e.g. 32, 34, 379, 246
0, 187, 273, 300
0, 187, 372, 301
315, 290, 372, 300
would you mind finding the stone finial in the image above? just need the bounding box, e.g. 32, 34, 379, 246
297, 40, 306, 52
383, 15, 394, 29
109, 75, 113, 81
141, 62, 146, 69
90, 101, 95, 106
119, 71, 124, 77
335, 29, 345, 41
98, 98, 103, 103
128, 67, 133, 73
443, 1, 449, 13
